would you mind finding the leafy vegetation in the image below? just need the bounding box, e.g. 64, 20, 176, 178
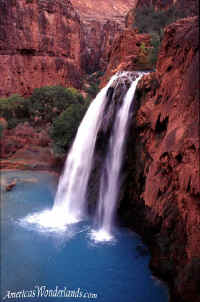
0, 85, 90, 154
29, 86, 85, 123
134, 5, 188, 37
134, 5, 189, 67
148, 33, 162, 67
83, 71, 103, 100
50, 102, 89, 153
0, 123, 3, 138
0, 94, 30, 128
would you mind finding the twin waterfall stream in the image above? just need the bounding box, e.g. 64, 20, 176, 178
24, 72, 143, 242
2, 72, 169, 302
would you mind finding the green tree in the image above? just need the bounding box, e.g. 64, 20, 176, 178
134, 5, 189, 67
0, 94, 30, 128
50, 101, 89, 154
29, 86, 84, 123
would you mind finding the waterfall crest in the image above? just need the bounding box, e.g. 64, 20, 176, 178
91, 73, 143, 242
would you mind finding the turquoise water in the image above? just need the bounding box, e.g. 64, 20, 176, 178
1, 171, 168, 302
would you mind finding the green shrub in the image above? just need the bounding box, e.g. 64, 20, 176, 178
50, 100, 89, 154
29, 86, 84, 123
0, 123, 3, 138
134, 5, 188, 37
134, 5, 189, 67
148, 32, 161, 67
86, 82, 99, 99
83, 71, 103, 100
0, 94, 30, 128
0, 86, 87, 130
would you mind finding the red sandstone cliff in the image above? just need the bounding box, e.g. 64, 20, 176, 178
100, 30, 151, 87
71, 0, 136, 26
121, 16, 200, 301
0, 0, 83, 97
0, 0, 138, 96
81, 20, 121, 74
71, 0, 136, 73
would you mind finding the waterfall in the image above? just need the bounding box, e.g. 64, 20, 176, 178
22, 72, 131, 231
91, 73, 143, 242
51, 74, 120, 225
22, 71, 143, 236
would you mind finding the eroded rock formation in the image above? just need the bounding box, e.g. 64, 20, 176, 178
81, 20, 121, 74
0, 0, 139, 96
120, 16, 200, 302
100, 30, 151, 87
71, 0, 135, 73
0, 0, 83, 97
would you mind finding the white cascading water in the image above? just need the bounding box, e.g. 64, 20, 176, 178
91, 73, 143, 242
22, 72, 129, 232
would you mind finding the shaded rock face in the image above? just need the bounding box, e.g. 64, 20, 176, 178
120, 16, 199, 301
125, 0, 199, 28
81, 20, 121, 74
100, 30, 151, 87
135, 0, 175, 10
71, 0, 135, 73
135, 0, 198, 13
0, 0, 83, 97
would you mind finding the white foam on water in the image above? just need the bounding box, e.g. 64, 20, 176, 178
90, 228, 114, 243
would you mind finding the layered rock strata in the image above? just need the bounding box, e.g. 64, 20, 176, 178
0, 0, 83, 97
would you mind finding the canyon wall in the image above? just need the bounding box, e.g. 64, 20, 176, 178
100, 30, 151, 87
120, 16, 199, 302
126, 0, 199, 28
81, 20, 121, 74
71, 0, 136, 26
0, 0, 137, 97
0, 0, 83, 97
71, 0, 136, 73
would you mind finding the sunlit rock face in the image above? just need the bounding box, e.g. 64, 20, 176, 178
71, 0, 136, 25
71, 0, 136, 73
120, 16, 200, 302
0, 0, 83, 97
